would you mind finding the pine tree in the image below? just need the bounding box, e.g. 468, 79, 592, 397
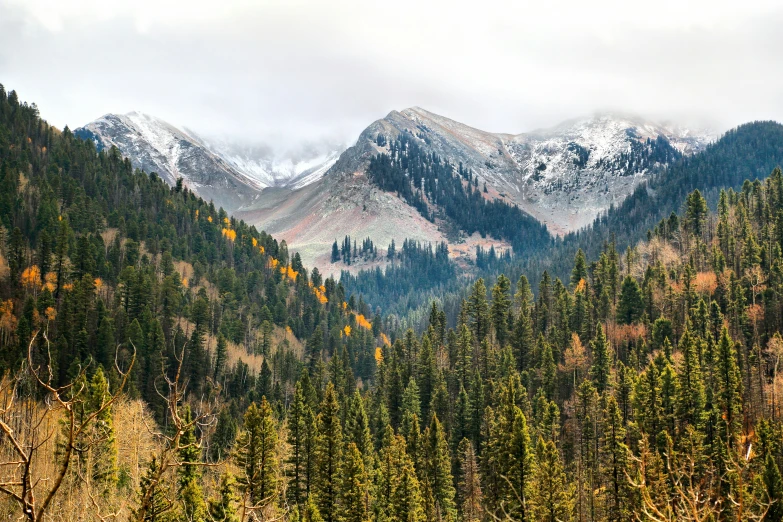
214, 334, 228, 382
84, 366, 118, 492
455, 324, 473, 387
337, 442, 370, 522
617, 276, 643, 325
590, 324, 612, 394
675, 326, 705, 430
236, 398, 279, 508
512, 298, 534, 373
764, 452, 783, 522
490, 274, 512, 347
208, 473, 240, 522
424, 414, 456, 520
716, 326, 742, 441
685, 189, 709, 237
391, 443, 426, 522
452, 385, 470, 452
507, 406, 534, 521
488, 378, 534, 521
468, 278, 490, 344
458, 439, 483, 522
531, 437, 573, 522
178, 406, 207, 522
287, 381, 310, 507
315, 383, 342, 522
600, 395, 629, 521
345, 389, 373, 469
418, 336, 437, 423
571, 248, 588, 287
134, 456, 173, 522
331, 241, 340, 263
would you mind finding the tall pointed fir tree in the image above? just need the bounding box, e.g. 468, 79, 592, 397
337, 442, 370, 522
491, 274, 512, 347
287, 381, 311, 508
590, 323, 612, 394
236, 398, 279, 510
424, 414, 456, 521
178, 406, 207, 522
531, 437, 573, 522
315, 383, 342, 522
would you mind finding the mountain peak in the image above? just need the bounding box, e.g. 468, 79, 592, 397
76, 111, 343, 208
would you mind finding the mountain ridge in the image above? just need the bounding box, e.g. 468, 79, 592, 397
75, 111, 343, 210
77, 106, 716, 273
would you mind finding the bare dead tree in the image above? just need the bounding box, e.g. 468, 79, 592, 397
0, 330, 135, 522
131, 336, 217, 522
628, 435, 769, 522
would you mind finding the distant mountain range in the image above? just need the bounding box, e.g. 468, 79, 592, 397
77, 109, 716, 273
75, 111, 342, 211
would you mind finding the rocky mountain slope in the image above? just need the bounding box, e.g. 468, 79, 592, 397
353, 108, 715, 233
235, 108, 714, 272
75, 112, 342, 210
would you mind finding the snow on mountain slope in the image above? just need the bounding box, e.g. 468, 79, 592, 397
387, 108, 716, 234
237, 108, 715, 273
75, 112, 343, 211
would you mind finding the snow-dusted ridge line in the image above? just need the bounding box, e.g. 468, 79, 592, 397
76, 111, 345, 211
328, 107, 717, 235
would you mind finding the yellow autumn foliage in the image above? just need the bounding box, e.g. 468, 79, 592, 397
221, 228, 237, 242
375, 347, 383, 363
381, 333, 391, 346
44, 272, 57, 292
313, 286, 328, 304
282, 266, 298, 280
21, 266, 42, 289
355, 313, 372, 330
343, 325, 351, 337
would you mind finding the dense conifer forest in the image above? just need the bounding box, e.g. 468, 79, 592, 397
4, 85, 783, 522
367, 133, 553, 254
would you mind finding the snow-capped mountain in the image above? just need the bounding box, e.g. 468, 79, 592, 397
75, 112, 343, 210
75, 107, 716, 274
349, 108, 716, 234
234, 108, 716, 273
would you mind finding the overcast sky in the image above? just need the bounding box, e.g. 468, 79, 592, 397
1, 0, 782, 147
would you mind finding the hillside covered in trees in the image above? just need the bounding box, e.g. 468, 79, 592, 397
343, 121, 783, 327
4, 84, 783, 522
367, 133, 553, 254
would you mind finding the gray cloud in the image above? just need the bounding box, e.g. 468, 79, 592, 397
1, 0, 782, 146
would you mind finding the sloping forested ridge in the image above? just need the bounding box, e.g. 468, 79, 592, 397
4, 84, 783, 522
345, 123, 783, 324
0, 86, 383, 519
367, 132, 553, 253
515, 120, 783, 285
